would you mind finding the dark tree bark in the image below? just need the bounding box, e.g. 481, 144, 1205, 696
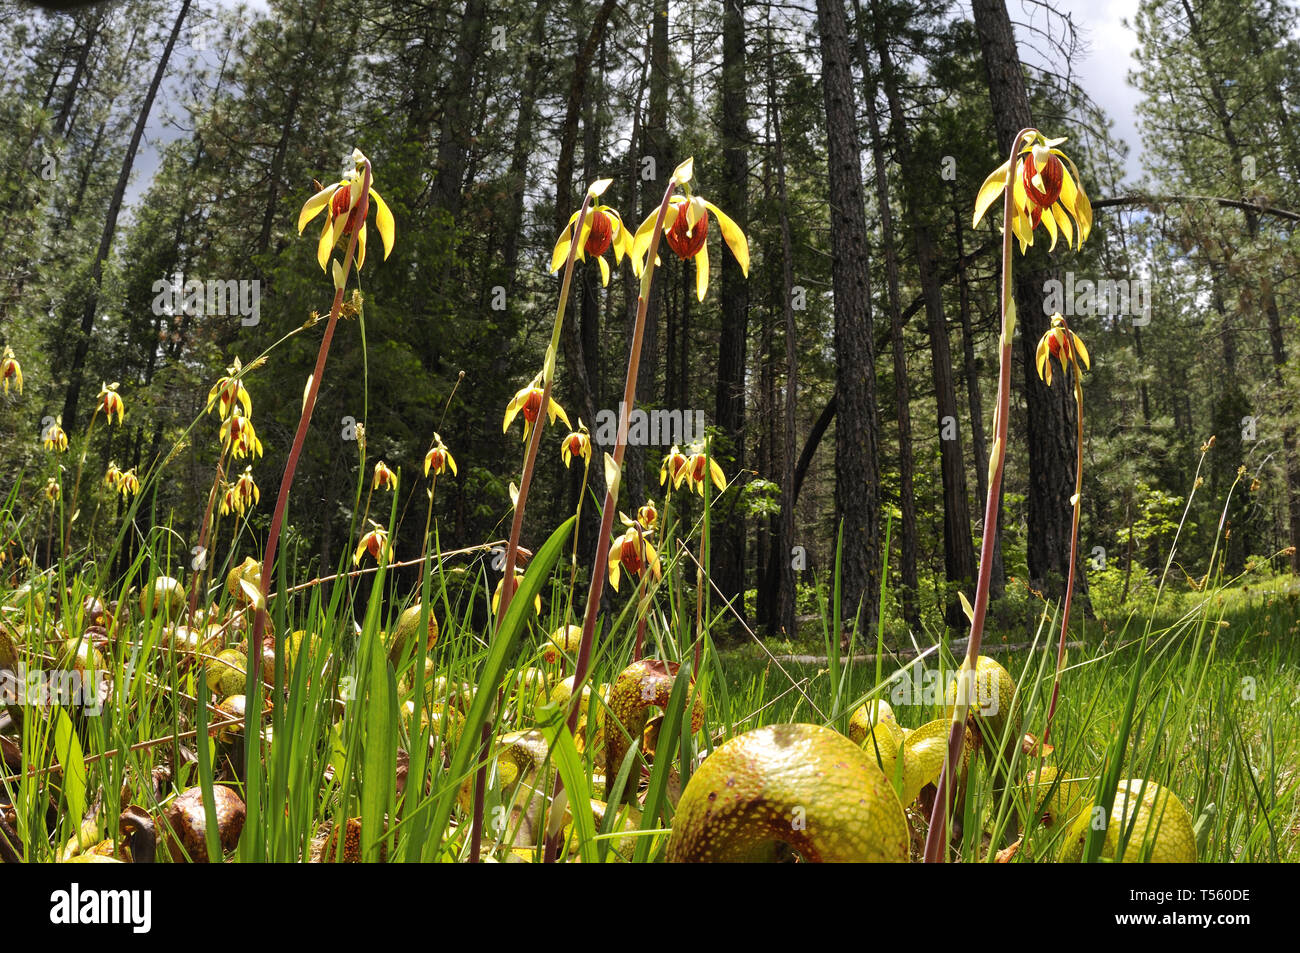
952, 181, 1004, 598
62, 0, 192, 428
627, 0, 671, 508
769, 46, 800, 641
854, 2, 919, 631
817, 0, 881, 642
551, 0, 620, 442
428, 0, 486, 217
970, 0, 1087, 608
713, 0, 750, 621
501, 8, 548, 292
869, 0, 976, 630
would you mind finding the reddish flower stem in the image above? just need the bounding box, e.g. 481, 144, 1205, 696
1044, 358, 1085, 742
251, 161, 372, 676
922, 129, 1035, 863
469, 191, 593, 861
542, 177, 679, 864
567, 176, 678, 731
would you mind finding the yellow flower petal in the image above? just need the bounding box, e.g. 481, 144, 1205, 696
1072, 332, 1091, 370
316, 217, 333, 271
356, 221, 368, 271
597, 254, 610, 287
704, 201, 750, 276
608, 544, 621, 592
550, 226, 575, 274
370, 187, 395, 260
972, 159, 1010, 228
298, 183, 337, 234
1051, 202, 1074, 249
548, 396, 571, 430
694, 237, 709, 301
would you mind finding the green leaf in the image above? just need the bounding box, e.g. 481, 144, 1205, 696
429, 516, 575, 856
53, 708, 86, 827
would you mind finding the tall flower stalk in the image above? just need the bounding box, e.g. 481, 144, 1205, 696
564, 161, 695, 735
253, 150, 394, 670
922, 129, 1091, 862
1038, 314, 1090, 743
467, 180, 607, 860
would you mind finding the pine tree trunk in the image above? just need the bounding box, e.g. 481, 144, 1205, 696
713, 0, 750, 623
970, 0, 1086, 610
817, 0, 881, 643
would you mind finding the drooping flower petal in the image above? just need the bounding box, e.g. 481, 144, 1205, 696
704, 201, 750, 275
370, 188, 395, 260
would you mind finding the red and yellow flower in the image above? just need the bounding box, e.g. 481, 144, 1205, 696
43, 417, 68, 452
220, 409, 264, 460
372, 460, 398, 491
117, 467, 140, 499
354, 521, 391, 566
221, 466, 259, 515
207, 358, 252, 420
632, 159, 750, 300
660, 445, 689, 488
560, 424, 591, 469
973, 132, 1092, 254
297, 149, 396, 272
608, 522, 662, 593
503, 374, 570, 441
43, 477, 61, 503
96, 382, 125, 425
1, 347, 22, 396
636, 501, 658, 529
1035, 313, 1091, 387
550, 180, 632, 287
105, 462, 123, 491
681, 450, 726, 496
423, 433, 457, 477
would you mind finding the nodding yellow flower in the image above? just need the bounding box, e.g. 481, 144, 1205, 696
660, 445, 689, 488
424, 432, 457, 477
296, 149, 396, 272
973, 132, 1092, 254
607, 523, 662, 593
354, 521, 391, 566
1, 347, 22, 395
550, 191, 632, 287
1035, 313, 1091, 387
43, 477, 61, 503
221, 466, 259, 515
207, 358, 252, 420
118, 467, 140, 499
219, 409, 264, 460
636, 501, 658, 529
492, 573, 541, 616
682, 450, 726, 496
503, 374, 570, 441
560, 423, 591, 469
43, 417, 68, 452
632, 173, 750, 300
372, 460, 398, 491
105, 461, 123, 491
95, 382, 125, 424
